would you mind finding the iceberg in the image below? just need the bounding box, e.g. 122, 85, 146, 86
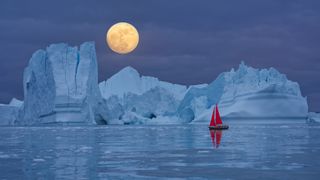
98, 66, 188, 124
182, 62, 308, 123
99, 62, 308, 125
99, 66, 187, 100
0, 104, 20, 125
219, 62, 308, 119
307, 112, 320, 123
0, 40, 310, 126
99, 76, 187, 124
178, 74, 225, 122
0, 98, 22, 125
120, 87, 183, 124
18, 42, 104, 125
95, 96, 124, 125
124, 87, 180, 118
9, 98, 23, 107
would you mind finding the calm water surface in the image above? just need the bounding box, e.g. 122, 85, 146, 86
0, 120, 319, 179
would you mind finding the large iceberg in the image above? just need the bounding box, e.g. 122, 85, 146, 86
0, 41, 310, 126
17, 42, 104, 125
219, 63, 308, 119
99, 62, 308, 125
99, 67, 188, 124
180, 62, 308, 123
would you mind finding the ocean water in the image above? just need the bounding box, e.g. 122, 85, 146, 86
0, 120, 319, 179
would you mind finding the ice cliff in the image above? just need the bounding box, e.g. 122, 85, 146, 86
16, 42, 106, 125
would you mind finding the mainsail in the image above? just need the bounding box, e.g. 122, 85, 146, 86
215, 105, 223, 125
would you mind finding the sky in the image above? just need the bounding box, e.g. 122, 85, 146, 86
0, 0, 319, 111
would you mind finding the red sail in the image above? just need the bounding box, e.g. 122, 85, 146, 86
215, 104, 223, 125
209, 107, 216, 126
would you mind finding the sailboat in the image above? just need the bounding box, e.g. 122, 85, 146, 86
208, 104, 229, 130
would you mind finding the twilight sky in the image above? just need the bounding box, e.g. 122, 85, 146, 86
0, 0, 319, 111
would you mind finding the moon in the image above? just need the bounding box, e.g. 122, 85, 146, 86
106, 22, 139, 54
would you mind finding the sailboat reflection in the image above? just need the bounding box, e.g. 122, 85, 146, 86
209, 130, 223, 148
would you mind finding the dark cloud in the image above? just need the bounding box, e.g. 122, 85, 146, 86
0, 0, 319, 111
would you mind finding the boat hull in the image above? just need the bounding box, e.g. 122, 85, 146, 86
208, 125, 229, 130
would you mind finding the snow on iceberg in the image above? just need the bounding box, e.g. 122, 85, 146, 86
184, 62, 308, 123
18, 42, 105, 125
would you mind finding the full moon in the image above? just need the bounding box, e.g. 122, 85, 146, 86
106, 22, 139, 54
